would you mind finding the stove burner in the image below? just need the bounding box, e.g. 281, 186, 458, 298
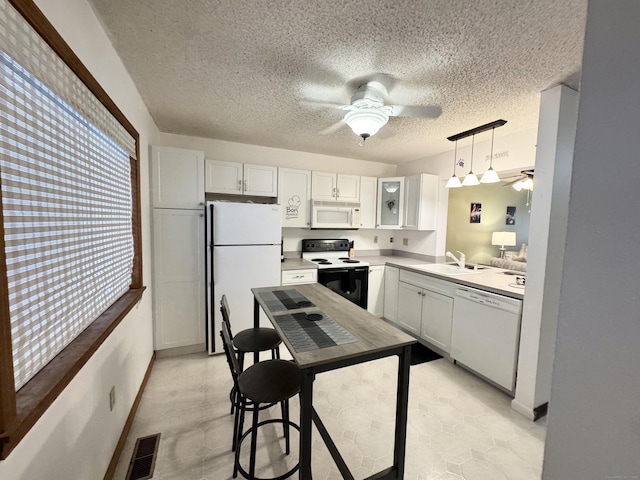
311, 258, 328, 262
304, 313, 323, 322
296, 301, 313, 308
343, 259, 360, 263
339, 257, 349, 260
318, 261, 332, 265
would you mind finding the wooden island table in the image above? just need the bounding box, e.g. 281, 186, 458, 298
252, 283, 416, 480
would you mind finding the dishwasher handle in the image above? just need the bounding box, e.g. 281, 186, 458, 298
455, 288, 522, 314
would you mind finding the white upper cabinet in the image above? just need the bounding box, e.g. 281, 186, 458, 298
205, 159, 277, 197
311, 172, 360, 202
359, 176, 378, 229
244, 163, 279, 196
403, 173, 439, 230
278, 168, 312, 228
151, 146, 204, 209
206, 159, 243, 194
376, 177, 404, 229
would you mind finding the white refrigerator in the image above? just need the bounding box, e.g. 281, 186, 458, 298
206, 201, 282, 354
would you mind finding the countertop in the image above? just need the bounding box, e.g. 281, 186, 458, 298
282, 254, 525, 300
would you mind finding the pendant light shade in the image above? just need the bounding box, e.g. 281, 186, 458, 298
445, 140, 462, 188
462, 134, 480, 186
480, 127, 501, 183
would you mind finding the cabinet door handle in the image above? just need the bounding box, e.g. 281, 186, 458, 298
238, 180, 242, 191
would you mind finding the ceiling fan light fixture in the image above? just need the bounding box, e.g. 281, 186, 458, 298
344, 107, 389, 137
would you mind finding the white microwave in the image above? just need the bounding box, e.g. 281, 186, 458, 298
310, 200, 361, 229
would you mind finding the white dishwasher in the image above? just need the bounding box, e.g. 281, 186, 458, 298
450, 287, 523, 393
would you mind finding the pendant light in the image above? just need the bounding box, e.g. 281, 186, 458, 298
445, 140, 462, 188
462, 134, 480, 186
480, 127, 500, 183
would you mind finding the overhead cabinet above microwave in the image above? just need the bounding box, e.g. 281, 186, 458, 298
312, 171, 360, 202
205, 159, 278, 197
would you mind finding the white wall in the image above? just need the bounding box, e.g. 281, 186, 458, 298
512, 85, 578, 420
0, 0, 158, 478
543, 1, 640, 477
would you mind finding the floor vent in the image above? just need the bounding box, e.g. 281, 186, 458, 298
126, 433, 161, 480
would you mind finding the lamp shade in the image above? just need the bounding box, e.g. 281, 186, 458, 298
344, 108, 389, 137
461, 172, 479, 186
480, 167, 500, 183
445, 175, 462, 188
491, 231, 517, 247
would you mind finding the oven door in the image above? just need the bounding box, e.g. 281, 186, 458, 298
317, 266, 368, 309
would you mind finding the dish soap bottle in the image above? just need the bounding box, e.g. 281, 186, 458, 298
348, 241, 355, 259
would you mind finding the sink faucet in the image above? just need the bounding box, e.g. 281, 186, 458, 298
446, 251, 466, 269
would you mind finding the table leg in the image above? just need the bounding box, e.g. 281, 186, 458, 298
392, 345, 412, 479
299, 368, 314, 479
253, 298, 260, 328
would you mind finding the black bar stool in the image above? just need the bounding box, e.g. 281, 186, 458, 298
221, 295, 281, 368
220, 321, 300, 480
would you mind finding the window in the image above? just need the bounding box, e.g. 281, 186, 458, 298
0, 0, 143, 459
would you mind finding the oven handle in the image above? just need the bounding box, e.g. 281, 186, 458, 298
320, 269, 350, 275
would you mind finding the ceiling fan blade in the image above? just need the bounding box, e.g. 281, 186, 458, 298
300, 99, 352, 110
389, 105, 442, 119
319, 119, 346, 135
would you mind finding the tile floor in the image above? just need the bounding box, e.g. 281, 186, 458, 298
114, 352, 546, 480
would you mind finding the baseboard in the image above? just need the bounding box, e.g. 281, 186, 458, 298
103, 352, 156, 480
511, 398, 549, 421
155, 343, 205, 358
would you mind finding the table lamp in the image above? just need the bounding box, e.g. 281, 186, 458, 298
492, 231, 516, 258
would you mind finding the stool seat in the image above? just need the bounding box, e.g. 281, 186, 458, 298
233, 327, 282, 354
238, 360, 301, 404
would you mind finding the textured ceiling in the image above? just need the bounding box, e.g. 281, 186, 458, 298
87, 0, 587, 164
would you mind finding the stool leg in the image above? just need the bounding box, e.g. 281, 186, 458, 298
233, 397, 246, 478
281, 399, 291, 455
232, 394, 241, 452
249, 404, 260, 479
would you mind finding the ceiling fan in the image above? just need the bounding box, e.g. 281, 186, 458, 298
503, 169, 534, 191
303, 75, 441, 143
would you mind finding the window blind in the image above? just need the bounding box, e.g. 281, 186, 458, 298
0, 51, 134, 390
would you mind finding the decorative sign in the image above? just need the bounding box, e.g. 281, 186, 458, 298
506, 206, 516, 225
470, 203, 481, 223
285, 195, 301, 220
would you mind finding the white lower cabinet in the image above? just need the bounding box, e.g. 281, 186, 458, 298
383, 266, 399, 323
397, 270, 455, 353
281, 268, 317, 286
367, 265, 384, 316
152, 208, 206, 351
397, 281, 423, 335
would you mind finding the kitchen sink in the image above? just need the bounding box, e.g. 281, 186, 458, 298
410, 263, 482, 275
